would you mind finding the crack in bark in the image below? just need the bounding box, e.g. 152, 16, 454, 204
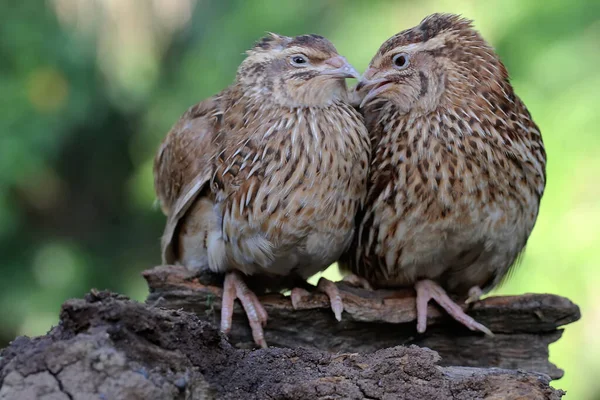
46, 367, 73, 400
356, 381, 379, 400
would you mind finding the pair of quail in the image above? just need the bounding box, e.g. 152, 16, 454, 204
154, 13, 546, 347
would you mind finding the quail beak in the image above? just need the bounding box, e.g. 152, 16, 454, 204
356, 67, 394, 108
321, 55, 361, 79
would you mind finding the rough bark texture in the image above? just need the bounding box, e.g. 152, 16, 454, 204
143, 265, 580, 380
0, 291, 566, 400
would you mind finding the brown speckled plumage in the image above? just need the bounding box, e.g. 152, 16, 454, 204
342, 14, 546, 333
154, 33, 370, 346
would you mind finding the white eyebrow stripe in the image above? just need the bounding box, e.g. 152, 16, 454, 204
286, 46, 311, 54
383, 31, 457, 55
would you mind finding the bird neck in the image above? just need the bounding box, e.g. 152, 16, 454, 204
235, 80, 350, 108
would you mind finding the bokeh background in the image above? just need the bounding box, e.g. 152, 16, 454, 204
1, 0, 598, 397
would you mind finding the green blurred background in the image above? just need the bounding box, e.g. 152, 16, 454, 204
1, 0, 597, 397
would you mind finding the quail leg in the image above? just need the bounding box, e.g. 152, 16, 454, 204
290, 278, 344, 321
342, 273, 374, 290
289, 287, 309, 306
290, 277, 346, 321
221, 271, 268, 348
290, 274, 373, 321
415, 279, 493, 336
317, 277, 344, 321
465, 285, 483, 304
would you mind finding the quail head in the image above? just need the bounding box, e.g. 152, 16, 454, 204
341, 14, 546, 334
154, 33, 370, 347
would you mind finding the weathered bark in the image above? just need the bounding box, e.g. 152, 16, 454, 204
0, 291, 565, 400
144, 265, 581, 380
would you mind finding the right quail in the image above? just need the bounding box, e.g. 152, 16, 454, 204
341, 14, 546, 335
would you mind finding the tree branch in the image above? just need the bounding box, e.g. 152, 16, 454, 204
144, 265, 580, 380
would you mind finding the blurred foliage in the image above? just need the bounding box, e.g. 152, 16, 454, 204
0, 0, 598, 398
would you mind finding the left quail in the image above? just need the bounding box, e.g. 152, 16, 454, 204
154, 33, 370, 347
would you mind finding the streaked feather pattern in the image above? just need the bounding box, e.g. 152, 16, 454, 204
154, 47, 369, 283
342, 13, 546, 296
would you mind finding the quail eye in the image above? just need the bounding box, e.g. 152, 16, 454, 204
290, 55, 308, 66
392, 53, 410, 69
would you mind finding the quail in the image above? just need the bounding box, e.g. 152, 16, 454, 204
154, 33, 370, 347
342, 14, 546, 334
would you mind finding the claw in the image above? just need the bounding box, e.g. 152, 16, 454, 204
465, 286, 483, 304
415, 279, 493, 336
342, 274, 373, 290
317, 277, 344, 321
221, 271, 269, 348
290, 278, 347, 321
290, 287, 311, 310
